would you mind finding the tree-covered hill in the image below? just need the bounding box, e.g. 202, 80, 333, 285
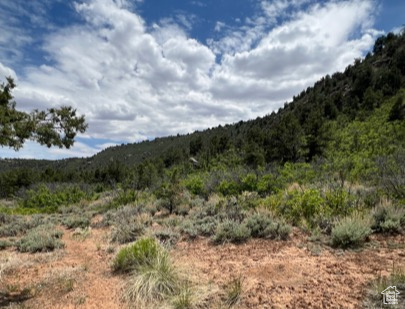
0, 31, 404, 197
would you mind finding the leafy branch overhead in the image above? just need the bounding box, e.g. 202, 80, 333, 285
0, 77, 87, 150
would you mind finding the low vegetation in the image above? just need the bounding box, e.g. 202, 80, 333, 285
16, 225, 64, 253
331, 214, 372, 248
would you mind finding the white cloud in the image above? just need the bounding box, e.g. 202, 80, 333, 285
0, 0, 382, 159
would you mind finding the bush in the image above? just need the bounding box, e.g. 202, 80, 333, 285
109, 189, 138, 208
184, 175, 205, 196
218, 180, 240, 196
331, 214, 372, 248
257, 173, 279, 195
21, 184, 90, 211
281, 189, 325, 227
244, 212, 291, 240
372, 201, 405, 234
241, 173, 257, 192
62, 215, 91, 229
113, 237, 161, 273
179, 220, 198, 239
17, 225, 64, 253
213, 220, 251, 244
111, 219, 145, 244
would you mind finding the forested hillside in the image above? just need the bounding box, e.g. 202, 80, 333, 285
1, 31, 404, 199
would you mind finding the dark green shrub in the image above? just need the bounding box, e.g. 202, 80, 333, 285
213, 220, 251, 244
184, 175, 205, 196
17, 225, 64, 253
257, 174, 279, 195
218, 180, 240, 196
113, 237, 161, 273
21, 184, 89, 210
331, 214, 372, 248
241, 173, 257, 192
281, 189, 325, 227
324, 187, 355, 216
110, 189, 138, 208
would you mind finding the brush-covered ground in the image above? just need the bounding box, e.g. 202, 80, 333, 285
0, 190, 404, 309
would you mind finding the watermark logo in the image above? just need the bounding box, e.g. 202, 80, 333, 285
381, 286, 400, 305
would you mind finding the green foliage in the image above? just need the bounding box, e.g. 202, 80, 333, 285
213, 219, 251, 244
183, 174, 205, 196
281, 189, 325, 227
331, 213, 372, 248
109, 189, 138, 208
279, 162, 316, 187
17, 224, 64, 253
0, 77, 87, 150
241, 173, 257, 192
377, 151, 405, 199
257, 173, 279, 195
388, 97, 405, 121
113, 237, 161, 273
218, 180, 240, 196
324, 188, 354, 216
20, 184, 90, 211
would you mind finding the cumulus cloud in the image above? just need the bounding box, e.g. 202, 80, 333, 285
1, 0, 381, 159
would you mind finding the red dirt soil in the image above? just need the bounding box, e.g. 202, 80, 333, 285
173, 231, 405, 309
1, 227, 404, 308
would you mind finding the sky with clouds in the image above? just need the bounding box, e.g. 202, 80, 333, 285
0, 0, 403, 160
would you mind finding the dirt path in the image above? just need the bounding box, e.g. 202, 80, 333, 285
1, 227, 125, 309
173, 232, 405, 308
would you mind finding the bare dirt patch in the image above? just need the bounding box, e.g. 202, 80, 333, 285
173, 232, 405, 308
1, 227, 124, 309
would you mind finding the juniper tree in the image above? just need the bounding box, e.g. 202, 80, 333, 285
0, 77, 87, 150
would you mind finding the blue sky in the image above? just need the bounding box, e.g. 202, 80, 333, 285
0, 0, 403, 159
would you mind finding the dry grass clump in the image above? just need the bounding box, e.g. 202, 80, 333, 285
116, 237, 215, 308
224, 276, 243, 307
365, 266, 405, 308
